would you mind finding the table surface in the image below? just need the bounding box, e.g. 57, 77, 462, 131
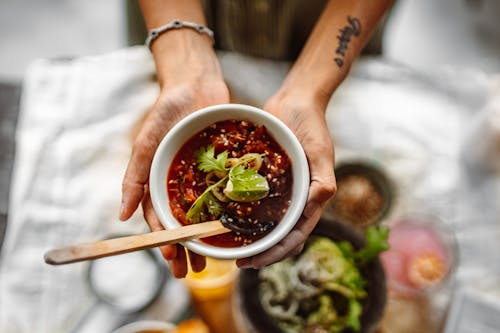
1, 52, 498, 333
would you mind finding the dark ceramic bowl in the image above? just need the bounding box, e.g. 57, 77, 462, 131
324, 161, 394, 228
235, 218, 387, 333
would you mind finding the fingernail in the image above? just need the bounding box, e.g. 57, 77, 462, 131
237, 258, 253, 269
119, 202, 126, 221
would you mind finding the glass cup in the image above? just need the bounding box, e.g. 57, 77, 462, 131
183, 257, 240, 332
380, 215, 458, 298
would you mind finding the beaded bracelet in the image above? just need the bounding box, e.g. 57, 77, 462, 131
145, 19, 215, 50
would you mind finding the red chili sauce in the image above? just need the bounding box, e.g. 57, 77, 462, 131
167, 119, 293, 247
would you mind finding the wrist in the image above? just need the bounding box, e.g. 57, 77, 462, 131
151, 30, 222, 88
268, 83, 328, 116
146, 20, 214, 50
282, 49, 355, 108
279, 63, 349, 110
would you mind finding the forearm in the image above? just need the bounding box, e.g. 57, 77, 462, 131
139, 0, 219, 87
282, 0, 394, 107
139, 0, 207, 29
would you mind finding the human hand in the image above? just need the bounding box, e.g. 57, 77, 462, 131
120, 33, 229, 278
236, 90, 337, 269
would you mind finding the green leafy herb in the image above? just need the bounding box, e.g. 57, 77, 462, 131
195, 145, 228, 173
186, 145, 270, 222
224, 165, 270, 202
344, 299, 363, 331
338, 225, 390, 264
185, 179, 225, 223
355, 225, 390, 263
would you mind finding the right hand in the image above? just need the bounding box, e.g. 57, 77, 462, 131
119, 31, 230, 278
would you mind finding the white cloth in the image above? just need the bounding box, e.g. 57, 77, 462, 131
0, 46, 499, 332
0, 47, 189, 333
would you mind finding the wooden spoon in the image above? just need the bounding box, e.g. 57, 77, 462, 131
44, 220, 230, 265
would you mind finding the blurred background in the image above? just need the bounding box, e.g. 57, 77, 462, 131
1, 0, 500, 333
0, 0, 125, 82
1, 0, 500, 82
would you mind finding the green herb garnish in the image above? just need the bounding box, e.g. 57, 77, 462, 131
185, 178, 225, 223
224, 165, 269, 202
195, 145, 228, 173
338, 225, 390, 264
185, 145, 269, 223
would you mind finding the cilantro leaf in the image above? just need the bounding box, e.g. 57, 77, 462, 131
195, 145, 228, 173
224, 165, 269, 202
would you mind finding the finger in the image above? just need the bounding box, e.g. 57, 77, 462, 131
142, 194, 177, 260
188, 250, 206, 273
303, 138, 336, 219
120, 110, 167, 221
289, 243, 305, 257
236, 257, 252, 268
142, 188, 188, 277
169, 244, 188, 278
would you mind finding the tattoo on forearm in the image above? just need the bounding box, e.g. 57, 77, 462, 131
334, 16, 361, 68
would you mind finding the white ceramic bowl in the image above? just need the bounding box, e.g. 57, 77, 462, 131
149, 104, 309, 259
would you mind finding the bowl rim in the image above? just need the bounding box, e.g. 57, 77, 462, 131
149, 103, 309, 259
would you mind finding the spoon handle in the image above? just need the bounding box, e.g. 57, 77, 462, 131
44, 220, 230, 265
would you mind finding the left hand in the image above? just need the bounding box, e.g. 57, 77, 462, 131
236, 89, 337, 268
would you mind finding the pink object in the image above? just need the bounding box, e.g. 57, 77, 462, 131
381, 218, 454, 296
